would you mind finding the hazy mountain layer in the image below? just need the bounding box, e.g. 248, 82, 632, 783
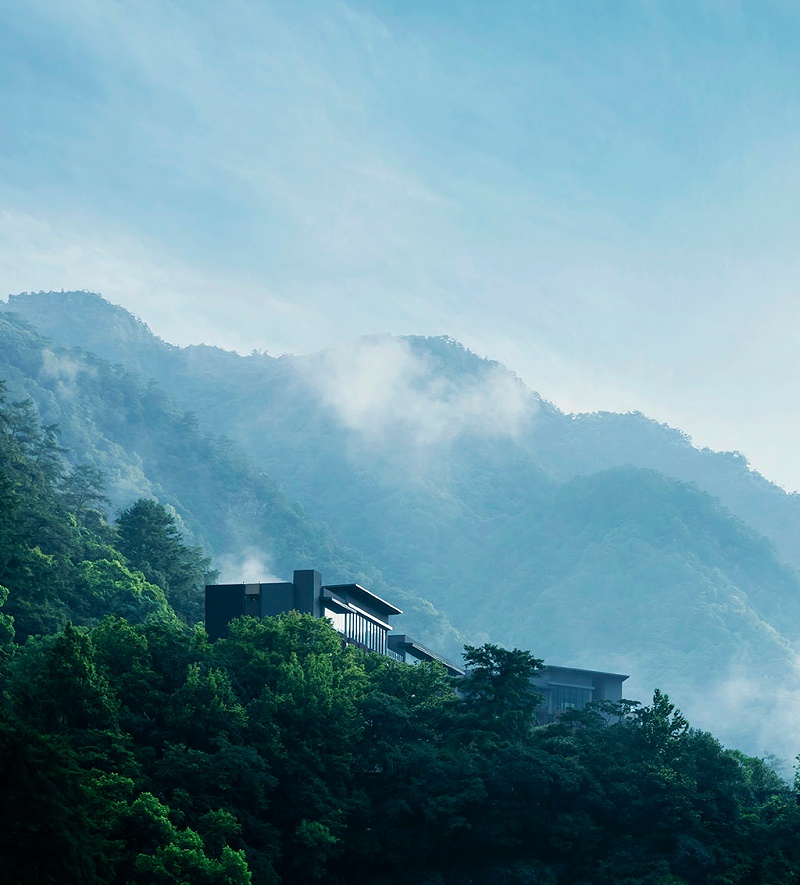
0, 310, 461, 652
3, 291, 800, 761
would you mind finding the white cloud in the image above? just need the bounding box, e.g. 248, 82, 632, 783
302, 334, 537, 449
39, 348, 94, 399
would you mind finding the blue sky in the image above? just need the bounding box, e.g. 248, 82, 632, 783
3, 1, 800, 488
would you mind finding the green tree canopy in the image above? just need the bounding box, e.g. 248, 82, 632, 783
116, 498, 216, 624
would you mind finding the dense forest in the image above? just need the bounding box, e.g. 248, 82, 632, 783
2, 382, 800, 883
3, 292, 800, 760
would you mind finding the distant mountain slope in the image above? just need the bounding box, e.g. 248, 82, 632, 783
530, 409, 800, 569
0, 309, 462, 652
4, 290, 800, 760
8, 291, 799, 570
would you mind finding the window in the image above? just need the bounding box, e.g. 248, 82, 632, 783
324, 607, 346, 633
549, 685, 593, 713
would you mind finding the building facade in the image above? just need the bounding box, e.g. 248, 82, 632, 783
532, 664, 629, 724
206, 569, 628, 711
205, 568, 464, 676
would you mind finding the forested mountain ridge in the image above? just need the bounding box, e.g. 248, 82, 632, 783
6, 290, 798, 570
3, 290, 800, 760
1, 383, 800, 883
0, 307, 461, 651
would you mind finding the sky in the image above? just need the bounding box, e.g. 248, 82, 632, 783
3, 1, 800, 488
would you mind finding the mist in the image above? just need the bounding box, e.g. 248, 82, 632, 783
215, 548, 283, 586
302, 335, 537, 449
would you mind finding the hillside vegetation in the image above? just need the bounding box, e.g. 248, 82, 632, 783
2, 291, 800, 759
0, 391, 798, 883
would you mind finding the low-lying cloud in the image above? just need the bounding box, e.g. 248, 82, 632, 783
302, 335, 537, 449
671, 658, 800, 774
39, 348, 92, 398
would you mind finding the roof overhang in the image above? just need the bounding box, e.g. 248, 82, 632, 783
388, 634, 465, 676
322, 589, 393, 630
322, 583, 403, 618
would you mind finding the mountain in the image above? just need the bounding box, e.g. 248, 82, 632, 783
0, 307, 462, 652
3, 290, 800, 761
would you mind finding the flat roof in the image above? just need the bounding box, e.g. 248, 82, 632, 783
542, 665, 629, 681
322, 583, 403, 617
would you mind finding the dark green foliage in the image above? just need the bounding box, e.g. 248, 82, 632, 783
0, 715, 116, 884
0, 382, 211, 639
116, 498, 215, 624
459, 644, 544, 741
8, 624, 118, 732
4, 294, 800, 880
0, 438, 796, 883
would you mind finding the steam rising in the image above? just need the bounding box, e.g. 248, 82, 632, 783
215, 548, 282, 585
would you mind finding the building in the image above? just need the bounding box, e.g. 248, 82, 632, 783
532, 664, 629, 725
205, 569, 628, 711
205, 568, 465, 676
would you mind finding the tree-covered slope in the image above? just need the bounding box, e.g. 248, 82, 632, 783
3, 291, 800, 759
7, 290, 800, 570
0, 310, 460, 649
7, 394, 798, 882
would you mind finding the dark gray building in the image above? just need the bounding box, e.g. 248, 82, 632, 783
206, 570, 628, 707
205, 569, 464, 676
532, 664, 629, 724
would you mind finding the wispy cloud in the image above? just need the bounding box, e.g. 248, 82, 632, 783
6, 2, 800, 488
301, 334, 537, 449
686, 660, 800, 769
39, 348, 94, 401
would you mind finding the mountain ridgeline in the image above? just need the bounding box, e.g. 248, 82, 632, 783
2, 290, 800, 759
